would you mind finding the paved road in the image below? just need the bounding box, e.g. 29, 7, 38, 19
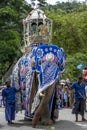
0, 107, 87, 130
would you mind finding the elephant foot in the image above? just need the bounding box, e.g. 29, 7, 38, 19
32, 119, 37, 128
51, 119, 56, 123
42, 119, 53, 125
32, 124, 36, 128
32, 117, 41, 128
32, 114, 40, 128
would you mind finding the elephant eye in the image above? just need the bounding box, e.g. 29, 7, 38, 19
38, 60, 42, 65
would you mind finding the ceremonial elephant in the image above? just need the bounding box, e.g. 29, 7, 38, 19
11, 42, 66, 127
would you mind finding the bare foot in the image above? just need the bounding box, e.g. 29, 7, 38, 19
82, 118, 87, 121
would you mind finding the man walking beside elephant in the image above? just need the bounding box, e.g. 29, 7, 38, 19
2, 79, 20, 124
71, 76, 87, 122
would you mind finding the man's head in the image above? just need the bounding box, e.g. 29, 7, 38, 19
65, 86, 68, 90
78, 76, 83, 84
5, 79, 11, 87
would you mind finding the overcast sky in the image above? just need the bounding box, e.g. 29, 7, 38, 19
25, 0, 85, 5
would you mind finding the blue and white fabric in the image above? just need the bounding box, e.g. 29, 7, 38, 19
11, 42, 66, 119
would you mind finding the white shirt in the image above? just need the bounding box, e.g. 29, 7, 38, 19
85, 85, 87, 97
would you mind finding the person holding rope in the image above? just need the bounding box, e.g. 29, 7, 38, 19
71, 76, 87, 122
2, 79, 20, 124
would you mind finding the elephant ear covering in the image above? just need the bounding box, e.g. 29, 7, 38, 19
12, 52, 34, 115
35, 44, 66, 94
11, 43, 40, 118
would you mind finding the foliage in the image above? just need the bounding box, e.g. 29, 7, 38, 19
61, 51, 87, 82
45, 1, 87, 81
30, 0, 47, 9
0, 0, 87, 83
0, 0, 32, 83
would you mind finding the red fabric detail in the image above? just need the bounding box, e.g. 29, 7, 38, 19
83, 69, 87, 79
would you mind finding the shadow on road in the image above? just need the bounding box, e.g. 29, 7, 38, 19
4, 120, 87, 130
54, 120, 87, 130
0, 124, 4, 129
7, 119, 32, 127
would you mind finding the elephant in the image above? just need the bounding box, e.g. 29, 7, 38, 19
11, 42, 66, 127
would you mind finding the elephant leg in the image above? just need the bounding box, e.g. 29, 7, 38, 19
29, 71, 38, 113
32, 82, 55, 128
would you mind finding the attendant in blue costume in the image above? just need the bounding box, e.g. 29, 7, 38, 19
2, 79, 20, 124
71, 76, 86, 122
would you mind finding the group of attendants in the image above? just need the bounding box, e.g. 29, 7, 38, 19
56, 79, 74, 109
54, 75, 87, 122
56, 78, 87, 110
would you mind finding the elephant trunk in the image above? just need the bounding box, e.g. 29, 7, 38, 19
32, 82, 55, 128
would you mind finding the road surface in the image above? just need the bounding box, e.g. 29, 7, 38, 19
0, 107, 87, 130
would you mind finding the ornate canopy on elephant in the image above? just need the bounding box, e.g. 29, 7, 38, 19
21, 8, 52, 53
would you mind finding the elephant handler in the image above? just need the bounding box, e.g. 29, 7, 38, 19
2, 79, 20, 124
71, 76, 87, 122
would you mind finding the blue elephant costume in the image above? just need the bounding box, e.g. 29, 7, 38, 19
11, 42, 66, 120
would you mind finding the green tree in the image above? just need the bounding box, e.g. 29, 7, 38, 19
37, 0, 47, 7
0, 0, 32, 82
45, 2, 87, 81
